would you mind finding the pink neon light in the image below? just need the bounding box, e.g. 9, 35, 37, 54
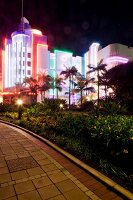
106, 56, 128, 64
32, 29, 42, 36
37, 44, 48, 76
31, 33, 33, 75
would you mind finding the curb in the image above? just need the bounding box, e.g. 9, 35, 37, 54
0, 119, 133, 200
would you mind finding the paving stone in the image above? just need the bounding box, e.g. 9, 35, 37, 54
47, 169, 60, 175
17, 152, 30, 158
5, 155, 18, 161
5, 197, 17, 200
6, 156, 39, 172
1, 182, 9, 187
11, 170, 29, 180
0, 185, 15, 200
48, 171, 68, 183
49, 194, 66, 200
8, 181, 15, 186
18, 190, 42, 200
27, 166, 44, 176
36, 158, 52, 165
38, 184, 60, 199
33, 176, 52, 188
41, 163, 58, 172
32, 154, 47, 161
0, 161, 7, 168
29, 150, 42, 156
0, 173, 11, 184
14, 180, 35, 194
64, 187, 89, 200
56, 179, 79, 193
0, 166, 9, 174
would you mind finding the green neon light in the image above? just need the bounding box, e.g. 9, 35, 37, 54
54, 49, 73, 55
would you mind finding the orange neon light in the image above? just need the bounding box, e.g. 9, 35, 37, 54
1, 50, 5, 92
32, 29, 42, 36
37, 44, 48, 77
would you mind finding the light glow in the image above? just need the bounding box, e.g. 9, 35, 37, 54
5, 38, 7, 46
90, 43, 100, 67
59, 103, 63, 108
37, 44, 48, 76
12, 34, 30, 39
32, 29, 42, 36
106, 56, 129, 64
17, 99, 23, 105
84, 52, 89, 77
54, 49, 73, 54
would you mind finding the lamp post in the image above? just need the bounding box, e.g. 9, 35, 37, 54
59, 103, 63, 111
17, 99, 23, 120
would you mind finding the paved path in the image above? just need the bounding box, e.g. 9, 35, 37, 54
0, 123, 125, 200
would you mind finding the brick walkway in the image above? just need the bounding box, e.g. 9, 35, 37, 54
0, 123, 125, 200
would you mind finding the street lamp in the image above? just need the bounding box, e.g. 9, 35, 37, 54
59, 103, 64, 111
17, 99, 23, 120
59, 103, 63, 109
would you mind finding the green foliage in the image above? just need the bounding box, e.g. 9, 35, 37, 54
0, 103, 18, 113
4, 112, 18, 119
42, 98, 67, 112
98, 100, 127, 115
1, 105, 133, 189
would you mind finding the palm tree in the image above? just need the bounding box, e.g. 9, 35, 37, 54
23, 77, 39, 103
38, 73, 52, 100
87, 59, 107, 105
71, 75, 95, 106
60, 66, 78, 109
51, 75, 65, 99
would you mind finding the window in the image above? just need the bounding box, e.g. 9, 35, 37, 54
23, 52, 25, 57
27, 53, 31, 58
23, 70, 25, 74
23, 61, 25, 66
27, 70, 31, 75
27, 61, 31, 66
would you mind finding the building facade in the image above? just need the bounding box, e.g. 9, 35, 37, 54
0, 17, 133, 104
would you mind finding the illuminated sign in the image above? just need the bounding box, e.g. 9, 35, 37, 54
106, 56, 128, 64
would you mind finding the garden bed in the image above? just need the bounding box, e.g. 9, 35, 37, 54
1, 109, 133, 192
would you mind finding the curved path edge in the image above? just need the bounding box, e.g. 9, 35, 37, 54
0, 119, 133, 200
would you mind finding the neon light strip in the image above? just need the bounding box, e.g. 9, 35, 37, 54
54, 49, 73, 55
37, 44, 48, 76
106, 56, 128, 64
5, 38, 7, 46
84, 52, 88, 77
12, 34, 30, 39
1, 50, 4, 92
90, 43, 100, 67
8, 44, 11, 87
31, 33, 33, 76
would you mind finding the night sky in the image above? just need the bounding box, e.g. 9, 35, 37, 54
0, 0, 133, 55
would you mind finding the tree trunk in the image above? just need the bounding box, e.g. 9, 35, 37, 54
69, 76, 71, 109
57, 90, 58, 99
105, 85, 107, 101
53, 88, 54, 99
97, 70, 100, 106
81, 89, 83, 107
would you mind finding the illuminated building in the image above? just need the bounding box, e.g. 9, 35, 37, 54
0, 18, 133, 104
84, 43, 132, 99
